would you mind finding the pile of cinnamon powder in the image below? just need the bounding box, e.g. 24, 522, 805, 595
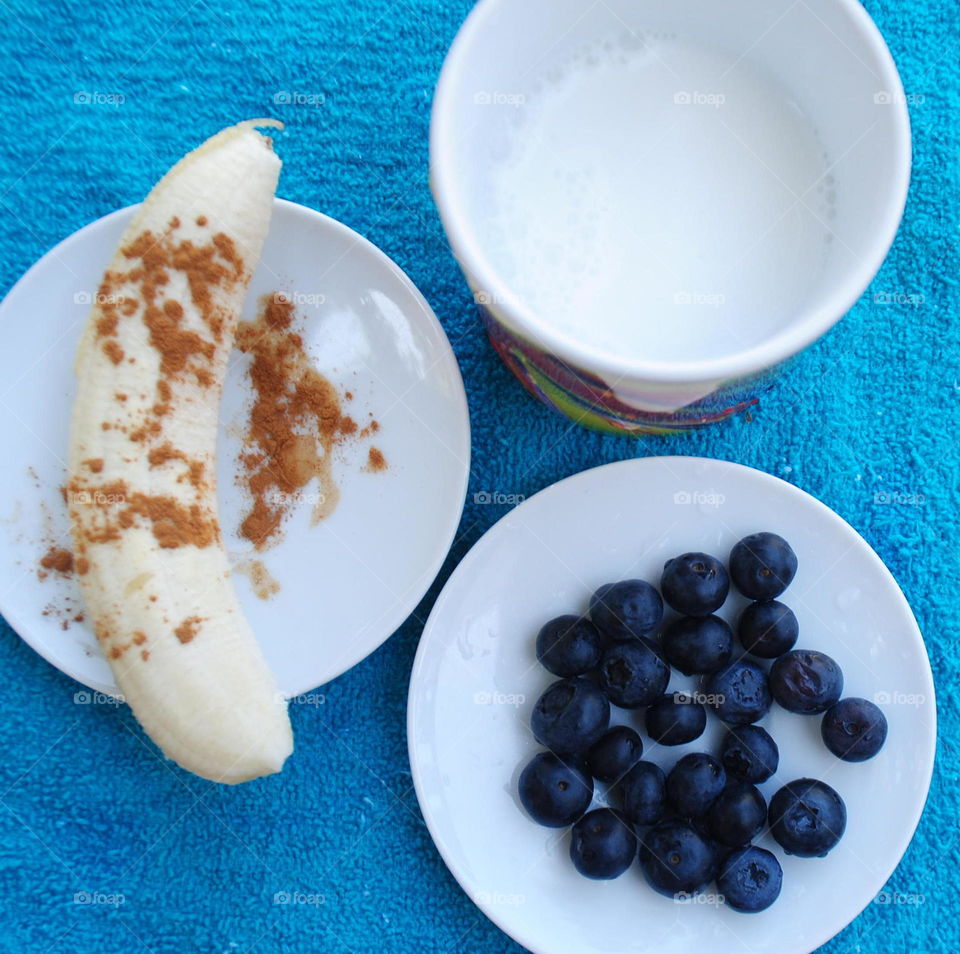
235, 293, 386, 551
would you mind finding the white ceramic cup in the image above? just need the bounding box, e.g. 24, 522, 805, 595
431, 0, 911, 433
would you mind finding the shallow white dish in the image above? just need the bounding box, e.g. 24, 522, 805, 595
408, 457, 935, 954
0, 198, 470, 697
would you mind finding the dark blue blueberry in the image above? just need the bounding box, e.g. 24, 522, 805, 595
531, 677, 610, 756
518, 751, 594, 827
639, 821, 717, 897
662, 615, 734, 675
645, 693, 707, 746
769, 778, 846, 857
729, 532, 798, 600
589, 580, 663, 640
569, 808, 637, 879
536, 615, 603, 677
666, 753, 727, 818
737, 601, 799, 658
770, 650, 843, 715
617, 760, 668, 826
598, 638, 670, 709
660, 552, 729, 616
703, 659, 772, 725
718, 846, 783, 913
706, 783, 766, 847
821, 697, 888, 761
585, 725, 643, 783
720, 725, 779, 783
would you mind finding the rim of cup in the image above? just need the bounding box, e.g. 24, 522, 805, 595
430, 0, 912, 386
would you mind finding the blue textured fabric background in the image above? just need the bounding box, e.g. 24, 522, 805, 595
0, 0, 956, 951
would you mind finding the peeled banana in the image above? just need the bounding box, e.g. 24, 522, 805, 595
66, 120, 293, 783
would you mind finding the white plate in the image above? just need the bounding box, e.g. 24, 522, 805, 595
408, 457, 935, 954
0, 199, 470, 697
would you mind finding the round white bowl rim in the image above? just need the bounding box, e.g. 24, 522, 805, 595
0, 197, 472, 697
407, 456, 936, 954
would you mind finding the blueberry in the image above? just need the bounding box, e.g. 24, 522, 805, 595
666, 753, 727, 818
531, 677, 610, 756
717, 846, 783, 913
729, 532, 798, 600
518, 752, 594, 827
706, 783, 766, 847
821, 697, 888, 761
660, 552, 729, 616
589, 580, 663, 640
617, 760, 668, 826
598, 639, 670, 709
770, 650, 843, 715
720, 726, 779, 783
586, 725, 643, 783
769, 778, 846, 857
639, 821, 717, 897
737, 601, 799, 658
536, 615, 604, 677
703, 659, 772, 725
662, 615, 734, 675
645, 693, 707, 746
569, 808, 637, 879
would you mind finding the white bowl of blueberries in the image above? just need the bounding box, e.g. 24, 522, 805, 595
409, 456, 934, 954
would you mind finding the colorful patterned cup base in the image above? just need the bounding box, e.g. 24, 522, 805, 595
482, 306, 777, 436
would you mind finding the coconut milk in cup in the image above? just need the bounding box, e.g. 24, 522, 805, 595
431, 0, 911, 433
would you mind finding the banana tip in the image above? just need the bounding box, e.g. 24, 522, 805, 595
245, 118, 285, 132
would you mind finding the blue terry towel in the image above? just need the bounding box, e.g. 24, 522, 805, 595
0, 0, 956, 950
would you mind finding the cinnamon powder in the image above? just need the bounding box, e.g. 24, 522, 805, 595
142, 298, 214, 378
36, 540, 87, 627
234, 294, 386, 551
174, 616, 202, 644
365, 447, 388, 473
147, 443, 205, 489
102, 340, 125, 365
235, 558, 281, 600
40, 547, 73, 574
67, 477, 219, 550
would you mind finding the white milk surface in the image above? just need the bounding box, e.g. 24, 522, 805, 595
479, 33, 834, 364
